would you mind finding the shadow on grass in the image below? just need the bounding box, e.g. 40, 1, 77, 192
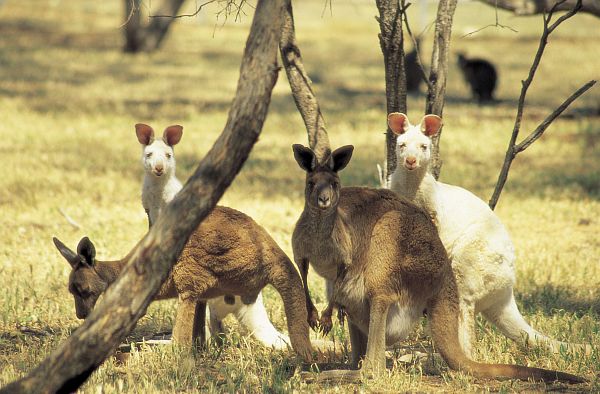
518, 283, 600, 317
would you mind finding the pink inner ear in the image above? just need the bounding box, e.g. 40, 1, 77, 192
135, 123, 154, 145
163, 125, 183, 146
388, 113, 409, 135
421, 115, 442, 137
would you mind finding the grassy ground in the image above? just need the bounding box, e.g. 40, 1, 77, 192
1, 0, 599, 392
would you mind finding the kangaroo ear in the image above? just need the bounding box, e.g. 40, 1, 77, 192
388, 113, 410, 135
292, 144, 317, 172
163, 125, 183, 146
135, 124, 154, 145
331, 145, 354, 172
420, 114, 443, 137
53, 237, 80, 268
77, 237, 96, 266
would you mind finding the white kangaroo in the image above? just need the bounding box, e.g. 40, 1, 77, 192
386, 112, 590, 357
135, 123, 291, 350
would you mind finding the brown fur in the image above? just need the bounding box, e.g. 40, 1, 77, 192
53, 206, 314, 361
291, 144, 585, 383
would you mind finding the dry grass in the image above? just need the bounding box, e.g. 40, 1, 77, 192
0, 0, 599, 392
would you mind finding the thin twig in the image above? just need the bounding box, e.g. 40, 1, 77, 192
150, 0, 215, 18
462, 0, 518, 37
488, 0, 585, 210
401, 0, 433, 92
120, 0, 137, 28
515, 80, 596, 153
58, 208, 82, 230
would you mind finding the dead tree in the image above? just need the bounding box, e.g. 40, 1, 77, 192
425, 0, 458, 179
488, 0, 595, 209
376, 0, 408, 186
478, 0, 600, 18
0, 0, 285, 392
123, 0, 186, 53
279, 0, 331, 162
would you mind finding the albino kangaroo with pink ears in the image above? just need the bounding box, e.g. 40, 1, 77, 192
135, 123, 292, 350
386, 112, 591, 358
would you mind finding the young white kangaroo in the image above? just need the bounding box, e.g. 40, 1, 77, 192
53, 204, 315, 361
291, 144, 585, 383
135, 123, 291, 350
387, 112, 590, 357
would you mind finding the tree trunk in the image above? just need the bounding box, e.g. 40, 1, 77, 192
0, 0, 285, 392
478, 0, 600, 18
376, 0, 407, 185
143, 0, 187, 51
425, 0, 458, 179
123, 0, 143, 53
279, 1, 331, 162
123, 0, 186, 53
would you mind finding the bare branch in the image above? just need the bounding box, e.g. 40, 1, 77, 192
425, 0, 458, 179
489, 0, 586, 210
150, 0, 216, 18
0, 0, 285, 392
401, 3, 433, 93
477, 0, 600, 18
515, 80, 596, 153
462, 0, 518, 37
279, 0, 331, 162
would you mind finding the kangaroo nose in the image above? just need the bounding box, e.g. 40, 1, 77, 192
406, 157, 416, 166
318, 195, 330, 208
155, 164, 164, 172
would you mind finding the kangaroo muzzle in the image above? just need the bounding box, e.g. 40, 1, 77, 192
317, 185, 332, 209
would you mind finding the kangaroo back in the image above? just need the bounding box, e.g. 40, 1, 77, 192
428, 268, 586, 383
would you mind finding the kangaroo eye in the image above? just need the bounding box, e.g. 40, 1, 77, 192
146, 152, 153, 158
332, 181, 339, 188
398, 143, 406, 149
307, 181, 315, 189
166, 153, 172, 159
421, 144, 428, 151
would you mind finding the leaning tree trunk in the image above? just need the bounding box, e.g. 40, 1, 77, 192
425, 0, 458, 179
376, 0, 407, 185
0, 0, 285, 392
279, 0, 331, 162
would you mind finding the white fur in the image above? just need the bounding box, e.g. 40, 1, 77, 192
137, 127, 290, 350
141, 139, 182, 225
387, 113, 588, 356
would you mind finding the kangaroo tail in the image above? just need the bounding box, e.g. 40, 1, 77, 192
268, 253, 314, 362
482, 289, 592, 355
428, 267, 586, 384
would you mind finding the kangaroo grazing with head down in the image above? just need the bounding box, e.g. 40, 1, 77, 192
135, 123, 292, 350
53, 204, 315, 361
291, 144, 584, 383
387, 112, 591, 358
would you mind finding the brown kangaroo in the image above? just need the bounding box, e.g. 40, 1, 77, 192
291, 144, 585, 383
53, 206, 314, 361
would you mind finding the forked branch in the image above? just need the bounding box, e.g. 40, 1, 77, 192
488, 0, 594, 210
0, 0, 285, 392
425, 0, 458, 179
